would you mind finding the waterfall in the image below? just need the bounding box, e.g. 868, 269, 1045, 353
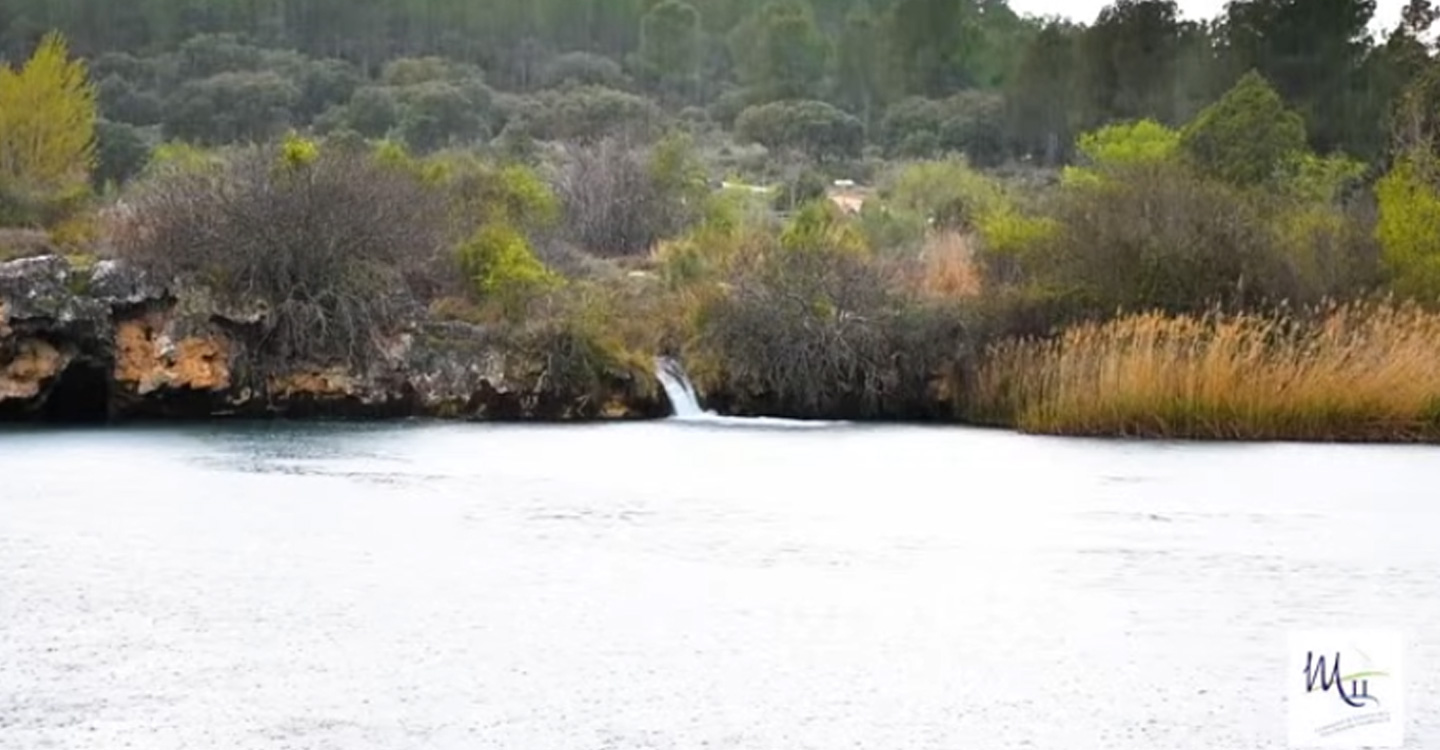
655, 357, 709, 419
653, 357, 844, 428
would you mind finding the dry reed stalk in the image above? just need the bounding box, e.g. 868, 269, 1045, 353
974, 300, 1440, 441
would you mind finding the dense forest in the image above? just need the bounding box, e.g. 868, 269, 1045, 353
1, 0, 1435, 173
7, 0, 1440, 438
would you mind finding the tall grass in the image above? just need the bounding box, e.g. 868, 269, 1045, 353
916, 230, 982, 299
973, 300, 1440, 441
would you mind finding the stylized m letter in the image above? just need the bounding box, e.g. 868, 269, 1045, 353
1305, 652, 1365, 708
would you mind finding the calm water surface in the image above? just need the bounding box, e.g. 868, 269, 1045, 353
2, 420, 1438, 749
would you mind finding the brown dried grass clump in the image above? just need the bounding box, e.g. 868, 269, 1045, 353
973, 299, 1440, 441
916, 230, 982, 299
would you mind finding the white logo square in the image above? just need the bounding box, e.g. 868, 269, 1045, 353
1287, 629, 1405, 748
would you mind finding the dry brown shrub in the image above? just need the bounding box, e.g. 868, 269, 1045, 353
916, 229, 982, 299
112, 145, 450, 370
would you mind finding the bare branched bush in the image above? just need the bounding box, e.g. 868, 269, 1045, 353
693, 247, 969, 418
551, 136, 701, 257
114, 144, 449, 370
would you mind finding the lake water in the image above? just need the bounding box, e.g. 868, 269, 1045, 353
2, 420, 1438, 749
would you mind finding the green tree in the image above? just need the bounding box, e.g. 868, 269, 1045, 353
885, 0, 983, 96
1006, 20, 1080, 165
1376, 154, 1440, 299
732, 0, 831, 102
1077, 0, 1188, 126
637, 1, 702, 102
1220, 0, 1378, 154
92, 119, 152, 190
0, 31, 97, 216
1180, 70, 1306, 187
734, 99, 863, 161
834, 0, 888, 129
162, 70, 300, 145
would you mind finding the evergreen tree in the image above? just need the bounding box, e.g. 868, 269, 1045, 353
0, 32, 97, 205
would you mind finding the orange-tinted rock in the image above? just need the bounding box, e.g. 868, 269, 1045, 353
0, 339, 66, 401
268, 368, 358, 399
114, 315, 231, 395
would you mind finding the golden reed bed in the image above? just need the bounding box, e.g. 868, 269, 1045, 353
974, 300, 1440, 441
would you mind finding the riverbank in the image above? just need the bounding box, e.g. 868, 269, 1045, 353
0, 255, 666, 424
7, 255, 1440, 444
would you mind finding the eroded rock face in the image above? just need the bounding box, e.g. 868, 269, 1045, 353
0, 255, 666, 422
0, 339, 66, 401
114, 314, 232, 396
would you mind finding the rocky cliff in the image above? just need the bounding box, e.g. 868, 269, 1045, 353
0, 255, 668, 423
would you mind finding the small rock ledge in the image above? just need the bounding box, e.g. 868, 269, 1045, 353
0, 256, 667, 423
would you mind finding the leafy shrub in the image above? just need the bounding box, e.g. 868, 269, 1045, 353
656, 187, 778, 287
1180, 70, 1307, 188
541, 52, 630, 90
92, 119, 152, 190
981, 162, 1308, 318
393, 80, 493, 151
857, 201, 928, 256
97, 74, 163, 126
878, 93, 1008, 165
341, 87, 401, 138
734, 99, 863, 161
882, 158, 1007, 231
509, 85, 663, 143
455, 223, 561, 318
1075, 119, 1180, 167
771, 168, 828, 212
778, 200, 867, 257
162, 70, 301, 145
1376, 155, 1440, 300
1272, 201, 1381, 299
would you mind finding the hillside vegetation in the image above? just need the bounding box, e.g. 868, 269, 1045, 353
6, 0, 1440, 439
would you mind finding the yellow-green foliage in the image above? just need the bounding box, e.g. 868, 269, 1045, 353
147, 140, 223, 174
883, 157, 1006, 228
0, 31, 97, 218
372, 138, 414, 171
456, 222, 560, 316
657, 187, 777, 287
1376, 156, 1440, 300
414, 149, 560, 233
779, 200, 868, 257
486, 164, 560, 228
1077, 119, 1180, 166
647, 131, 708, 206
1063, 119, 1179, 187
278, 131, 320, 170
975, 205, 1060, 257
368, 143, 564, 310
974, 301, 1440, 441
1271, 202, 1373, 297
1287, 153, 1365, 204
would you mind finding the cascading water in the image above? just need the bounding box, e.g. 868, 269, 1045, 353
655, 357, 709, 419
654, 357, 843, 428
